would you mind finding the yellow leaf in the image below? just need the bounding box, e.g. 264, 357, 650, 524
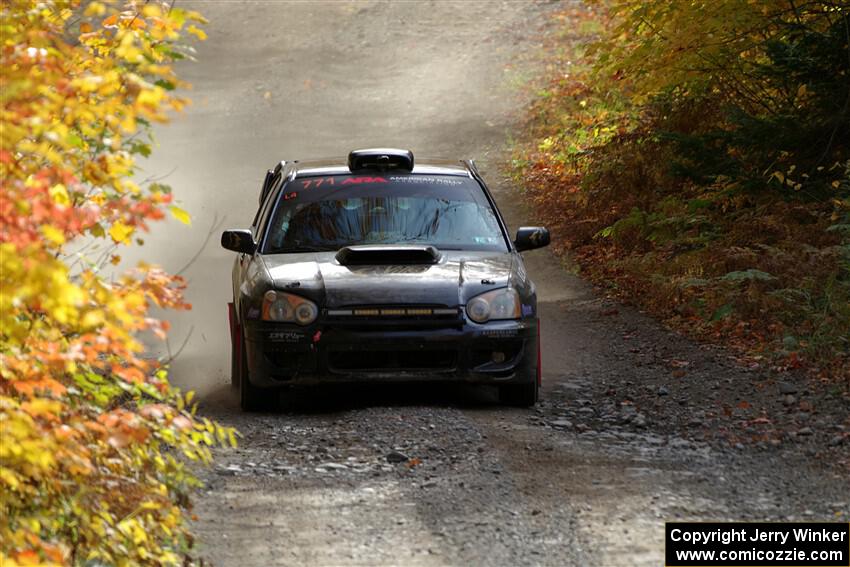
120, 113, 137, 134
137, 87, 164, 107
116, 33, 142, 63
22, 399, 62, 417
0, 467, 21, 490
41, 225, 66, 245
81, 310, 105, 329
123, 180, 141, 194
142, 4, 163, 17
109, 221, 134, 243
185, 10, 208, 23
187, 25, 207, 40
170, 205, 191, 225
84, 1, 106, 16
49, 183, 70, 206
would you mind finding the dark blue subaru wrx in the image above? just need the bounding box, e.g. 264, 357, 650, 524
221, 149, 550, 411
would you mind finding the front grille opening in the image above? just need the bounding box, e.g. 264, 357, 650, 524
326, 305, 459, 319
264, 351, 316, 374
324, 305, 462, 330
329, 349, 456, 372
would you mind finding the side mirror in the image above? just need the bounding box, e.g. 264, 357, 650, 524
221, 229, 256, 254
514, 226, 550, 252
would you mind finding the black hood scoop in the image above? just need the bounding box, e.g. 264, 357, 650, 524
335, 245, 441, 266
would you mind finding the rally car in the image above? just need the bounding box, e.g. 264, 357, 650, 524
221, 149, 550, 411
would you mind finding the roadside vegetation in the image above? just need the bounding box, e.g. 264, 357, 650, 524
1, 1, 234, 564
513, 0, 850, 384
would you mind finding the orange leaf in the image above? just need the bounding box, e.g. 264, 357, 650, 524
84, 420, 107, 436
12, 378, 67, 397
113, 365, 145, 383
107, 431, 131, 449
15, 550, 41, 565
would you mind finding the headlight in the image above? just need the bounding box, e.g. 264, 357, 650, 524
466, 288, 520, 323
262, 291, 319, 325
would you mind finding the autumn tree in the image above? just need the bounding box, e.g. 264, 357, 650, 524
514, 1, 849, 379
1, 1, 233, 564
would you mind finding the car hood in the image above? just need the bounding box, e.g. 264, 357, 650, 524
261, 250, 514, 308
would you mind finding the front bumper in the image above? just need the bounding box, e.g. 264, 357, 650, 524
243, 318, 538, 387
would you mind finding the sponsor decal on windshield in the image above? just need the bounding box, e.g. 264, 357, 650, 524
298, 177, 334, 189
342, 176, 387, 185
389, 176, 464, 185
298, 176, 388, 189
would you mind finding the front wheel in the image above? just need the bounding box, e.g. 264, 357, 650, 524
499, 380, 538, 407
498, 333, 540, 407
238, 338, 277, 412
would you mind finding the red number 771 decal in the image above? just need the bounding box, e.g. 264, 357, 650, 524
300, 177, 336, 189
299, 176, 388, 189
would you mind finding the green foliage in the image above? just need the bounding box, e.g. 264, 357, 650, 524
721, 270, 777, 283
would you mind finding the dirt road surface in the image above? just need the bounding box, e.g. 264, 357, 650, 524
134, 1, 849, 565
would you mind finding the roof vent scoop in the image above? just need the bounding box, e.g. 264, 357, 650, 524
336, 245, 440, 266
348, 148, 414, 172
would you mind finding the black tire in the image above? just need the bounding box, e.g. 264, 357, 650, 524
499, 380, 538, 407
239, 338, 277, 412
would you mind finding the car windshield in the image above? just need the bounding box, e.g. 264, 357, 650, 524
262, 173, 507, 253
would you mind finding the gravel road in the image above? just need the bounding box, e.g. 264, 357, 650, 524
134, 1, 850, 565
